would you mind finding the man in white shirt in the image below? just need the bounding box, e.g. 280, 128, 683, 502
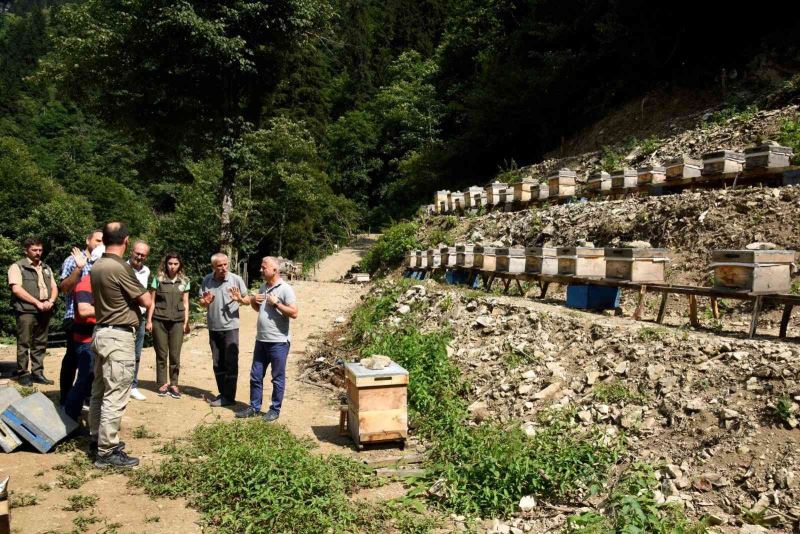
127, 241, 150, 401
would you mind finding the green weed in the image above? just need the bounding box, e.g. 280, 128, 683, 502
593, 381, 646, 404
10, 491, 38, 508
361, 221, 420, 274
771, 396, 796, 425
502, 341, 539, 370
63, 494, 98, 512
636, 326, 667, 342
73, 514, 100, 530
704, 104, 758, 126
565, 463, 707, 533
15, 384, 38, 397
35, 482, 52, 492
779, 114, 800, 164
54, 453, 93, 490
130, 421, 389, 533
144, 515, 161, 523
132, 425, 158, 439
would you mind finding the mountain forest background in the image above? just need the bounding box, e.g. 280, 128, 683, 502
1, 0, 799, 333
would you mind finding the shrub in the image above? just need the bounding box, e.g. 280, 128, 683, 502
779, 114, 800, 165
361, 221, 419, 273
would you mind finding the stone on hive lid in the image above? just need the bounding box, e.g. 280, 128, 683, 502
621, 240, 652, 248
745, 242, 778, 250
360, 354, 393, 370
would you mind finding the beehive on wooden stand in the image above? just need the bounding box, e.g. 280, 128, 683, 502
512, 179, 537, 203
711, 249, 795, 294
557, 247, 606, 277
404, 251, 415, 268
416, 251, 428, 269
495, 248, 526, 274
474, 246, 498, 272
426, 247, 444, 269
434, 190, 450, 213
637, 166, 666, 185
702, 150, 745, 176
538, 183, 549, 200
604, 248, 670, 282
456, 244, 476, 268
665, 156, 702, 180
610, 169, 637, 189
548, 169, 576, 198
442, 246, 458, 268
345, 361, 408, 449
587, 171, 611, 192
744, 144, 793, 170
498, 187, 514, 209
463, 186, 486, 209
525, 247, 558, 275
448, 191, 465, 212
485, 182, 506, 206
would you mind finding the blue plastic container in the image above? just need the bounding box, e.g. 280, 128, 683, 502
566, 285, 621, 310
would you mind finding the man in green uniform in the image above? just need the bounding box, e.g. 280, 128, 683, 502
89, 222, 152, 468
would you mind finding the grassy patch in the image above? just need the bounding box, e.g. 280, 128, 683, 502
770, 396, 797, 426
361, 221, 420, 274
73, 513, 101, 530
566, 463, 707, 533
593, 381, 646, 404
132, 425, 159, 439
636, 326, 667, 342
15, 384, 38, 397
779, 114, 800, 165
502, 341, 539, 370
703, 104, 758, 126
63, 493, 98, 512
54, 453, 93, 490
9, 491, 38, 508
130, 421, 427, 533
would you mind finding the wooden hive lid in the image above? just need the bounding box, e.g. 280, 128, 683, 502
610, 168, 637, 178
557, 246, 605, 257
665, 155, 702, 167
605, 247, 670, 259
744, 144, 793, 156
474, 245, 498, 254
637, 165, 666, 173
456, 243, 475, 253
525, 246, 558, 256
495, 247, 525, 257
588, 171, 611, 181
702, 150, 745, 162
711, 249, 795, 264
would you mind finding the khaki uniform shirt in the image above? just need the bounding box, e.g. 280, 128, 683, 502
8, 261, 48, 299
90, 253, 146, 328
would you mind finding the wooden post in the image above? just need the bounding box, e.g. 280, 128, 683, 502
539, 282, 550, 299
779, 304, 794, 338
710, 297, 720, 319
502, 278, 511, 294
689, 294, 699, 327
656, 292, 669, 324
748, 295, 763, 339
515, 279, 524, 295
632, 285, 648, 320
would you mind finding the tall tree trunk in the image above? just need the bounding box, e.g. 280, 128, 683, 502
220, 153, 235, 258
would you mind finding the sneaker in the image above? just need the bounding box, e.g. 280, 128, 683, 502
157, 387, 169, 397
89, 440, 126, 457
16, 373, 32, 386
94, 449, 139, 469
208, 396, 234, 407
30, 374, 54, 385
262, 409, 280, 422
130, 388, 147, 401
235, 407, 259, 419
168, 387, 181, 399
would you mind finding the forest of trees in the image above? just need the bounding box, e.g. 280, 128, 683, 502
1, 0, 798, 331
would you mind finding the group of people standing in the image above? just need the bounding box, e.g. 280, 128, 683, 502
8, 222, 298, 468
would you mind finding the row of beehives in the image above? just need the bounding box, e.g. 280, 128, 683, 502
405, 245, 796, 294
428, 144, 794, 214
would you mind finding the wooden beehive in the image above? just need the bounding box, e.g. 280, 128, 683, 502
474, 246, 498, 272
548, 169, 577, 198
557, 247, 606, 277
525, 247, 558, 275
604, 248, 670, 282
345, 361, 408, 448
512, 179, 537, 203
711, 249, 795, 294
498, 187, 514, 207
485, 182, 506, 206
610, 169, 637, 189
538, 183, 550, 200
441, 246, 458, 268
586, 171, 611, 192
404, 251, 415, 268
426, 248, 445, 269
665, 156, 702, 180
434, 190, 450, 213
449, 191, 465, 212
463, 186, 485, 209
702, 150, 745, 176
637, 166, 666, 185
416, 251, 428, 269
456, 244, 476, 268
744, 144, 793, 170
495, 247, 526, 274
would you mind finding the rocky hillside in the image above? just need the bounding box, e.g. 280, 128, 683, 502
307, 281, 800, 533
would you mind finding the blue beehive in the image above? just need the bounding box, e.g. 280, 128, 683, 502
1, 392, 78, 453
566, 285, 621, 310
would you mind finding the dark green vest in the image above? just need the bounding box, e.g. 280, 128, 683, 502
12, 258, 53, 313
153, 277, 186, 322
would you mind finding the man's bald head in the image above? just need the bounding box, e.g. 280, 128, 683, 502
102, 222, 129, 246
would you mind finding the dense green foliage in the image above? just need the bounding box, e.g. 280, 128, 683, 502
131, 420, 436, 533
352, 282, 620, 516
1, 1, 797, 334
360, 221, 420, 274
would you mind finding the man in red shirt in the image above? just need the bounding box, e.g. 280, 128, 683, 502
63, 274, 97, 421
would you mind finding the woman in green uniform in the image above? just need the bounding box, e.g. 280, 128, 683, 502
146, 252, 190, 398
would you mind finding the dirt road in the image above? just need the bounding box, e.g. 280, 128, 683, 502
1, 254, 371, 533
